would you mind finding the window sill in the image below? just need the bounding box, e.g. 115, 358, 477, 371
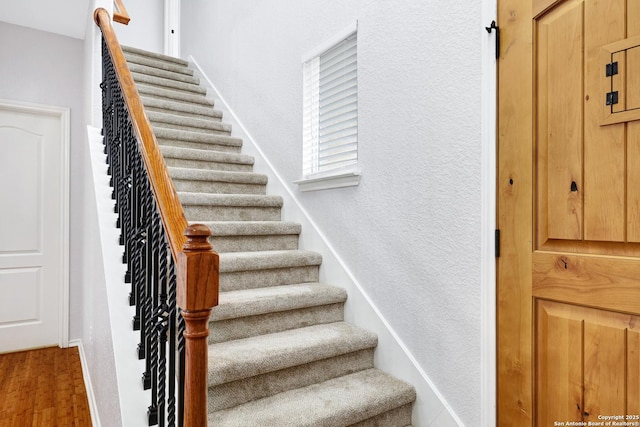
294, 171, 361, 192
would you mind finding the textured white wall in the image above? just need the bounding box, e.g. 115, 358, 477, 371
181, 1, 483, 425
113, 0, 164, 53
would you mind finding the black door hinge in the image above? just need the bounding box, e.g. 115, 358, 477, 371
606, 91, 619, 106
485, 21, 500, 60
495, 229, 500, 258
606, 61, 618, 77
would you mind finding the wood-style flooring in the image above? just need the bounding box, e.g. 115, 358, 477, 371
0, 346, 91, 426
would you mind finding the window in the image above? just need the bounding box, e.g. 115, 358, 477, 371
297, 24, 360, 191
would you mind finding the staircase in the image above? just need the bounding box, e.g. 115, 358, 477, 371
122, 45, 416, 427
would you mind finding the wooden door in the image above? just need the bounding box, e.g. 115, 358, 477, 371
498, 0, 640, 425
0, 101, 68, 353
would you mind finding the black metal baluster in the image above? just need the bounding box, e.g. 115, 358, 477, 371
152, 211, 167, 427
139, 167, 152, 356
121, 118, 134, 286
167, 248, 178, 427
132, 150, 144, 333
177, 303, 185, 427
155, 223, 169, 427
146, 206, 160, 425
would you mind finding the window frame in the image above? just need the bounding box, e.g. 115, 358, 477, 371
296, 22, 360, 192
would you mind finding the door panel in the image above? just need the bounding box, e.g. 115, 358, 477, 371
0, 127, 42, 252
499, 0, 640, 425
0, 268, 41, 324
535, 301, 583, 425
536, 300, 639, 425
535, 0, 584, 242
583, 0, 625, 242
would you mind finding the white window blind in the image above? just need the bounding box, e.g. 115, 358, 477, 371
302, 32, 358, 179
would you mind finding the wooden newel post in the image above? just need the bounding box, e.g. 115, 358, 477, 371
177, 224, 219, 427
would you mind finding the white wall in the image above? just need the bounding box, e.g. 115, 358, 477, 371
181, 2, 484, 425
113, 0, 164, 53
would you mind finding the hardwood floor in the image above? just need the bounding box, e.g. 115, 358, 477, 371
0, 346, 91, 426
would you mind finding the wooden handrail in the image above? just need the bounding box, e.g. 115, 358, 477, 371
113, 0, 130, 25
94, 8, 219, 426
95, 7, 186, 260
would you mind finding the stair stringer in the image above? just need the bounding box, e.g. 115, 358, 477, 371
86, 125, 151, 427
188, 56, 464, 427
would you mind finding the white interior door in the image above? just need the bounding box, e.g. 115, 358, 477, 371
0, 100, 69, 353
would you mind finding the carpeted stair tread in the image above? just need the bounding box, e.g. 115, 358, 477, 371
180, 193, 283, 221
169, 168, 267, 195
160, 146, 253, 166
169, 168, 267, 185
218, 250, 321, 273
123, 52, 193, 76
196, 221, 301, 252
154, 127, 242, 150
178, 192, 282, 208
147, 111, 231, 134
207, 368, 416, 426
213, 283, 347, 321
131, 71, 207, 95
122, 45, 189, 66
208, 322, 377, 386
137, 84, 214, 106
196, 221, 301, 236
122, 50, 192, 76
140, 96, 222, 120
128, 62, 200, 85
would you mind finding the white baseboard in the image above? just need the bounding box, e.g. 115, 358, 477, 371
188, 56, 464, 427
69, 339, 101, 427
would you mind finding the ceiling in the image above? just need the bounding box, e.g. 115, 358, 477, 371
1, 0, 91, 39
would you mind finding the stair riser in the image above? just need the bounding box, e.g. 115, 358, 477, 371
158, 139, 241, 153
173, 179, 266, 195
154, 128, 242, 150
153, 122, 231, 135
219, 266, 319, 291
209, 349, 374, 412
144, 104, 221, 121
209, 303, 344, 344
123, 53, 192, 76
148, 113, 230, 132
129, 63, 199, 85
350, 404, 414, 427
209, 234, 299, 253
137, 86, 214, 106
122, 46, 189, 66
183, 205, 281, 222
164, 158, 253, 173
132, 73, 206, 95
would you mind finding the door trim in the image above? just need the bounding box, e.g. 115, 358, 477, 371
482, 0, 498, 425
164, 0, 180, 57
0, 98, 70, 348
